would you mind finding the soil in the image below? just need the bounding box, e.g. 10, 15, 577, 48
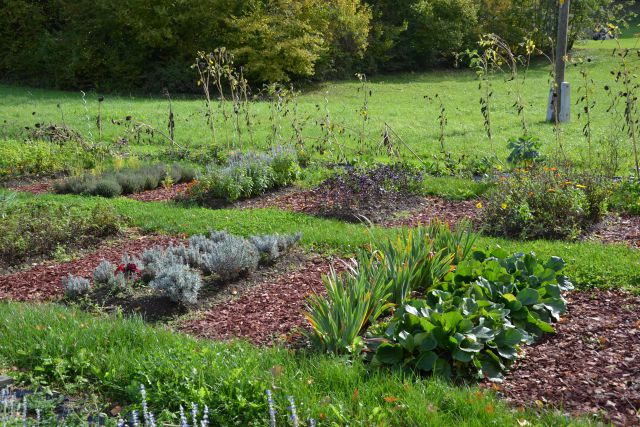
2, 176, 57, 194
234, 186, 480, 226
0, 235, 177, 301
180, 256, 343, 346
126, 182, 192, 202
492, 290, 640, 426
586, 213, 640, 249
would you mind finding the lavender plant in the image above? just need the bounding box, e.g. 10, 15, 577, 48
62, 274, 91, 299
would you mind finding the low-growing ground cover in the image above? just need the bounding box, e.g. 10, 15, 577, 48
0, 197, 125, 270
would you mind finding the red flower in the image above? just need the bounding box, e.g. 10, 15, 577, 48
115, 264, 126, 274
125, 263, 139, 274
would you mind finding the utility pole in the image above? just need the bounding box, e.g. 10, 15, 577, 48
547, 0, 571, 123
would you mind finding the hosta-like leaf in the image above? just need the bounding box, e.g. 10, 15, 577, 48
376, 343, 404, 365
516, 287, 539, 305
415, 351, 438, 372
545, 256, 566, 272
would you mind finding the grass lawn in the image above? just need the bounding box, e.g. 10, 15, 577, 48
0, 302, 594, 426
7, 190, 640, 293
1, 32, 640, 173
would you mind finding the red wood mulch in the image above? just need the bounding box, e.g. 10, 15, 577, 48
126, 183, 192, 202
180, 257, 343, 345
383, 197, 479, 228
492, 290, 640, 426
0, 235, 177, 302
588, 214, 640, 249
3, 179, 55, 195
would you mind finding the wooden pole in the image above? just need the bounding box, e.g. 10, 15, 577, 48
552, 0, 570, 122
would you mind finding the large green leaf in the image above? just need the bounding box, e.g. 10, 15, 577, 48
415, 351, 438, 372
516, 287, 539, 305
376, 342, 404, 365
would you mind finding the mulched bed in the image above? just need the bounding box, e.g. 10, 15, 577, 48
2, 177, 56, 195
586, 214, 640, 249
493, 290, 640, 426
180, 256, 343, 345
0, 235, 177, 302
234, 186, 479, 226
383, 196, 479, 228
126, 182, 192, 202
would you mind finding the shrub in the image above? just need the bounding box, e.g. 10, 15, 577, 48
0, 140, 97, 179
610, 178, 640, 215
311, 163, 423, 222
483, 168, 609, 240
198, 234, 259, 280
93, 260, 116, 285
93, 179, 122, 198
62, 274, 91, 299
53, 175, 97, 195
188, 150, 301, 206
138, 231, 300, 303
54, 163, 195, 198
249, 233, 302, 264
0, 201, 124, 266
150, 263, 202, 304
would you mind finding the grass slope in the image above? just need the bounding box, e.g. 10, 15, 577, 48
0, 302, 593, 426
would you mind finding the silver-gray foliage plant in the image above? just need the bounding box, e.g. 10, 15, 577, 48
93, 259, 115, 285
150, 264, 202, 304
250, 232, 301, 264
62, 274, 91, 299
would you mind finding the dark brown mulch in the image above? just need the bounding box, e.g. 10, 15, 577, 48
494, 290, 640, 426
587, 214, 640, 249
383, 196, 480, 228
0, 235, 177, 302
180, 257, 342, 345
127, 182, 192, 202
234, 186, 480, 226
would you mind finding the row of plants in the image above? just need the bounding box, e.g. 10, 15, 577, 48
0, 139, 98, 179
54, 163, 196, 198
0, 197, 124, 267
63, 231, 301, 304
305, 221, 572, 382
186, 149, 301, 206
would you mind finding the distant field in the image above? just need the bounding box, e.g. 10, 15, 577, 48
1, 31, 640, 171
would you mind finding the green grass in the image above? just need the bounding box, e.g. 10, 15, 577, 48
0, 302, 595, 426
1, 33, 640, 173
8, 191, 640, 292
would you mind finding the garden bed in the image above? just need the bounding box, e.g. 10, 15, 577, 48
181, 256, 342, 345
86, 249, 309, 322
493, 290, 640, 426
0, 234, 176, 301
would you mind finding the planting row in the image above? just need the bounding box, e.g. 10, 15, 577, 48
63, 231, 301, 304
54, 163, 195, 197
